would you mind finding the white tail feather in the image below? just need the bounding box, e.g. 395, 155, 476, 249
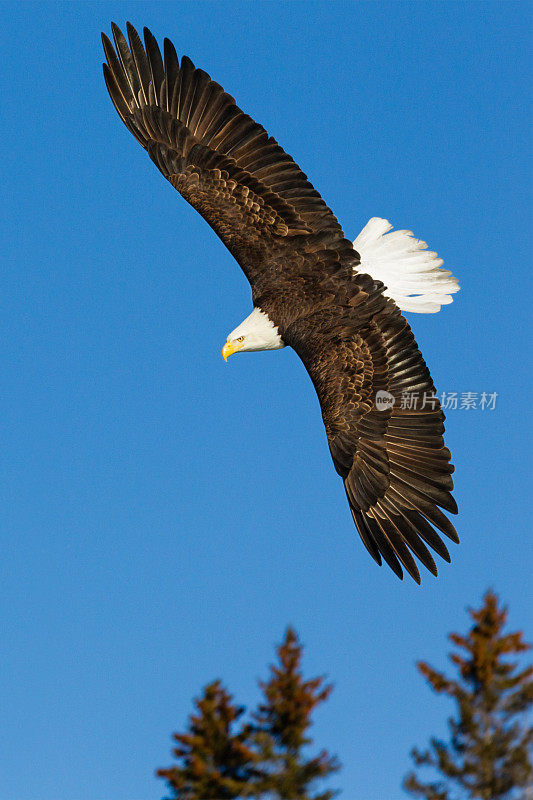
353, 217, 460, 313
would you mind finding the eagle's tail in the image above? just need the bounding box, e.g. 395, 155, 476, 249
353, 217, 460, 313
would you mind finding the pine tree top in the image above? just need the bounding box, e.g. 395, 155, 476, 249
157, 680, 258, 799
255, 626, 334, 753
419, 590, 533, 714
253, 626, 339, 799
156, 628, 339, 799
405, 590, 533, 800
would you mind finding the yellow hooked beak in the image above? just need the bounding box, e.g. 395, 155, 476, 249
222, 340, 238, 362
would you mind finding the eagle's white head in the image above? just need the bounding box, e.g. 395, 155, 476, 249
222, 307, 285, 360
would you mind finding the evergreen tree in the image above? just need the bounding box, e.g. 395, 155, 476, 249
404, 590, 533, 800
156, 680, 258, 799
252, 626, 340, 799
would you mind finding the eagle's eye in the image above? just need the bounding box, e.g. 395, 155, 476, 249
236, 336, 245, 342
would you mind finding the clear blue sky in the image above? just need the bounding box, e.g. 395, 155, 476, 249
1, 2, 531, 798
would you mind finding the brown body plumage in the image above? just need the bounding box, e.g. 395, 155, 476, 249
102, 22, 459, 583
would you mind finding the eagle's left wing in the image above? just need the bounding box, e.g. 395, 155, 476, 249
101, 23, 350, 286
287, 278, 458, 583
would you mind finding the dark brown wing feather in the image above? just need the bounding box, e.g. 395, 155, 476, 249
286, 277, 458, 584
102, 23, 347, 283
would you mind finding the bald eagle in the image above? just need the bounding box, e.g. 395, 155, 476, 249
102, 23, 460, 583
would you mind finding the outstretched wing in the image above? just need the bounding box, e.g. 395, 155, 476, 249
102, 23, 346, 284
287, 277, 458, 584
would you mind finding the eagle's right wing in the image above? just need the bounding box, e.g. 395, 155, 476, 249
288, 284, 458, 584
102, 23, 348, 284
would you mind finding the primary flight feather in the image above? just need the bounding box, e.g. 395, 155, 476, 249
102, 22, 460, 583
